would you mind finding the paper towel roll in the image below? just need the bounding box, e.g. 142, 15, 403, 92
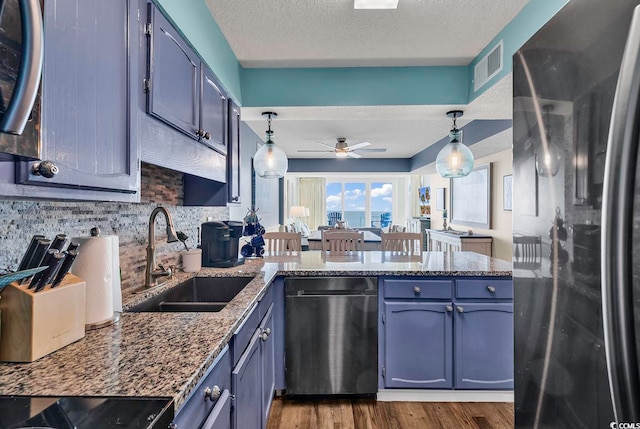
71, 235, 120, 326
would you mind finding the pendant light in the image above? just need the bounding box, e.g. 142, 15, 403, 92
435, 110, 474, 178
253, 111, 288, 179
535, 104, 562, 177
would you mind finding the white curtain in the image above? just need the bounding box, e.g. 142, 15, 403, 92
299, 178, 326, 230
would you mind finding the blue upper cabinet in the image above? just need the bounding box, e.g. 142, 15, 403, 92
201, 67, 227, 155
146, 3, 229, 155
15, 0, 138, 196
147, 4, 199, 139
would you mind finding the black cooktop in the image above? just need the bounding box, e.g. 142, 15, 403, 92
0, 396, 174, 429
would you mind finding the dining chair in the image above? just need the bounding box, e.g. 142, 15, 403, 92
513, 235, 542, 269
381, 231, 423, 255
321, 230, 363, 252
263, 232, 302, 253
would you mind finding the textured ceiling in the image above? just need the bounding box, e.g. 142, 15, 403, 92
205, 0, 529, 68
204, 0, 523, 162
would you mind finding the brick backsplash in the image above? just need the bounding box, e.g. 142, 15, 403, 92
0, 163, 228, 290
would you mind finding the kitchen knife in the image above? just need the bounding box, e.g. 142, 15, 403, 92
50, 234, 68, 251
17, 234, 45, 271
51, 250, 79, 288
28, 238, 52, 269
28, 249, 58, 289
66, 242, 80, 252
34, 252, 65, 292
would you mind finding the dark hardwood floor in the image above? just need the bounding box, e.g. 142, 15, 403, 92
266, 398, 514, 429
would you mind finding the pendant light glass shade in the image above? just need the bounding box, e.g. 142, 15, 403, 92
436, 111, 474, 178
253, 112, 288, 179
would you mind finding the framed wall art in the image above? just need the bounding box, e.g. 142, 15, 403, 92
450, 163, 492, 229
503, 175, 513, 211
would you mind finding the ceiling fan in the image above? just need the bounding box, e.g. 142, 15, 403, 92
297, 137, 387, 158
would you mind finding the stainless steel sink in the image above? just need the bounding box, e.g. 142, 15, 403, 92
127, 276, 254, 312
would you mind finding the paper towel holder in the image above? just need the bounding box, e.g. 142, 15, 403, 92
72, 227, 122, 331
86, 312, 120, 330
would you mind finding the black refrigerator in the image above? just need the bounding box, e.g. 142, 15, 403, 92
513, 0, 640, 427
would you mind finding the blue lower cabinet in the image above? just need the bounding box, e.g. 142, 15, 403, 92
201, 389, 232, 429
260, 305, 275, 426
383, 301, 453, 389
232, 329, 262, 429
453, 302, 514, 389
173, 346, 231, 428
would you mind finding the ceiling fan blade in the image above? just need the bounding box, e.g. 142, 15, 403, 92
347, 141, 371, 150
297, 149, 334, 153
316, 142, 337, 149
354, 148, 387, 152
346, 151, 362, 159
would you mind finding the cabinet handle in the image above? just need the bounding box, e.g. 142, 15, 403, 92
456, 306, 464, 313
204, 131, 211, 140
31, 160, 59, 178
231, 196, 239, 202
261, 332, 269, 341
204, 385, 221, 402
487, 285, 496, 293
168, 423, 177, 429
413, 286, 421, 294
445, 305, 453, 312
264, 327, 271, 335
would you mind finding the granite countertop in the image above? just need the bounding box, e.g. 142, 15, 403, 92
0, 251, 511, 411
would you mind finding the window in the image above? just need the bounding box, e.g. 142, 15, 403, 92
371, 182, 393, 227
325, 181, 393, 228
326, 182, 343, 226
344, 183, 365, 227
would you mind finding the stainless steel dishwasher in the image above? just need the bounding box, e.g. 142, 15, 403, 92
285, 277, 378, 396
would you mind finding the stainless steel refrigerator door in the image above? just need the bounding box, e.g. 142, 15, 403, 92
602, 5, 640, 423
513, 0, 640, 427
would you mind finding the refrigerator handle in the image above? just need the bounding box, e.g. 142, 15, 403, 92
602, 5, 640, 423
0, 0, 43, 135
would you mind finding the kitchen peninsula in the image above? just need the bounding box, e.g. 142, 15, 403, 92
0, 251, 512, 427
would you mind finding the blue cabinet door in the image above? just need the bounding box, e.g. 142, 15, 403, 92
201, 389, 232, 429
384, 301, 453, 389
17, 0, 137, 194
227, 99, 241, 203
200, 66, 227, 155
147, 3, 199, 139
232, 328, 262, 429
260, 305, 275, 428
453, 302, 514, 389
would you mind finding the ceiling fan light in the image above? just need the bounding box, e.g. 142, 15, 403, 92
335, 151, 348, 158
354, 0, 399, 9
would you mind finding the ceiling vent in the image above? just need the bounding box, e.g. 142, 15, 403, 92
474, 40, 503, 92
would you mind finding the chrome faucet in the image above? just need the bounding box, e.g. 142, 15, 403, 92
145, 206, 179, 288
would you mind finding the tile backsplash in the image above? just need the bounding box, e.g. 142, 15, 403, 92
0, 163, 228, 290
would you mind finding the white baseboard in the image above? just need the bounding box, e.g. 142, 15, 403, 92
376, 389, 514, 403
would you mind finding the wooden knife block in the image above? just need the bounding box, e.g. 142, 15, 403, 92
0, 274, 86, 362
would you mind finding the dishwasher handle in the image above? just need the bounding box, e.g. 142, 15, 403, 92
289, 290, 377, 297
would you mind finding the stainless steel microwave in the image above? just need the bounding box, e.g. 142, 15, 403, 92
0, 0, 43, 160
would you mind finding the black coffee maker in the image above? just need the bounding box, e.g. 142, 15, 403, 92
201, 221, 245, 268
